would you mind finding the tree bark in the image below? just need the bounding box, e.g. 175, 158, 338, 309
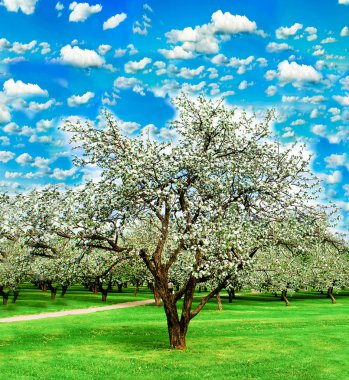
228, 288, 235, 303
133, 281, 139, 297
61, 285, 68, 297
153, 284, 162, 306
281, 289, 289, 306
101, 289, 108, 302
216, 293, 223, 311
327, 287, 336, 304
117, 283, 123, 293
12, 291, 19, 303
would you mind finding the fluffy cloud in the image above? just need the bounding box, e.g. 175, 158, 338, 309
103, 12, 127, 30
265, 85, 277, 96
339, 0, 349, 4
325, 153, 347, 168
340, 26, 349, 37
124, 57, 152, 73
58, 44, 105, 68
10, 40, 37, 54
158, 46, 194, 59
98, 44, 112, 55
36, 119, 54, 132
69, 2, 102, 22
16, 152, 33, 165
211, 10, 257, 34
177, 66, 205, 79
333, 94, 349, 105
162, 10, 257, 57
276, 23, 303, 39
114, 76, 141, 89
277, 60, 322, 86
3, 122, 21, 134
67, 91, 95, 107
1, 0, 38, 15
0, 151, 15, 163
3, 79, 48, 97
323, 170, 342, 184
266, 42, 293, 53
238, 80, 254, 90
50, 167, 76, 180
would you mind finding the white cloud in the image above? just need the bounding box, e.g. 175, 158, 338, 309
67, 91, 95, 107
181, 81, 206, 94
177, 65, 205, 79
69, 2, 102, 22
265, 85, 277, 96
312, 124, 326, 137
58, 44, 105, 68
103, 12, 127, 30
305, 26, 317, 41
10, 40, 37, 54
124, 57, 152, 73
50, 167, 76, 180
340, 26, 349, 37
1, 0, 38, 15
3, 122, 21, 134
211, 10, 257, 34
339, 0, 349, 4
159, 46, 194, 60
238, 80, 254, 90
16, 152, 33, 165
3, 79, 48, 97
276, 23, 303, 39
28, 99, 56, 112
323, 170, 342, 184
55, 2, 64, 11
36, 119, 54, 132
97, 44, 112, 55
333, 94, 349, 106
114, 76, 141, 89
0, 151, 15, 163
266, 42, 293, 53
325, 153, 347, 168
321, 37, 336, 44
277, 60, 322, 86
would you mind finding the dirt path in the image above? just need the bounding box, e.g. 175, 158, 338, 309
0, 299, 155, 323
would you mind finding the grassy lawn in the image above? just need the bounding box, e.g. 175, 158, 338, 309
0, 283, 154, 317
1, 291, 349, 379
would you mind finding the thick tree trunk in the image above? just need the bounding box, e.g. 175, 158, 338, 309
327, 287, 336, 304
92, 284, 98, 294
101, 289, 108, 302
61, 285, 68, 297
40, 283, 48, 292
153, 284, 162, 306
281, 289, 289, 306
12, 291, 19, 303
228, 288, 235, 303
168, 323, 187, 350
50, 289, 57, 300
216, 293, 223, 311
3, 294, 8, 305
117, 283, 123, 293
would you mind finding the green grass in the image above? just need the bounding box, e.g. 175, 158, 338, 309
0, 283, 153, 317
1, 290, 349, 379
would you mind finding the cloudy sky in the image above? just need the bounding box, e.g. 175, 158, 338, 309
1, 0, 349, 227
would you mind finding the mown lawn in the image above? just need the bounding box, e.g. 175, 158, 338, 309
0, 283, 153, 317
0, 290, 349, 379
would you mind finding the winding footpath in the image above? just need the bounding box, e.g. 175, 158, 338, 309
0, 299, 155, 323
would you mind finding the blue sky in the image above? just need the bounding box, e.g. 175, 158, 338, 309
1, 0, 349, 228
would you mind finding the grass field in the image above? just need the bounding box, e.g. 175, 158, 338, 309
0, 289, 349, 379
0, 284, 154, 317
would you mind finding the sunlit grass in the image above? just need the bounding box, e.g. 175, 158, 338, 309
1, 290, 349, 379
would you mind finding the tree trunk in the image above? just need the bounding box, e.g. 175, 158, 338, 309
92, 283, 98, 294
117, 283, 123, 293
281, 289, 289, 306
327, 287, 336, 304
133, 281, 139, 297
12, 291, 19, 303
216, 293, 223, 311
228, 288, 235, 303
3, 294, 9, 305
61, 285, 68, 297
101, 289, 108, 302
40, 283, 48, 292
168, 323, 187, 350
50, 289, 57, 300
153, 284, 162, 306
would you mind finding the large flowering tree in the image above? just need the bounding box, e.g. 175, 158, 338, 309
51, 94, 324, 349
